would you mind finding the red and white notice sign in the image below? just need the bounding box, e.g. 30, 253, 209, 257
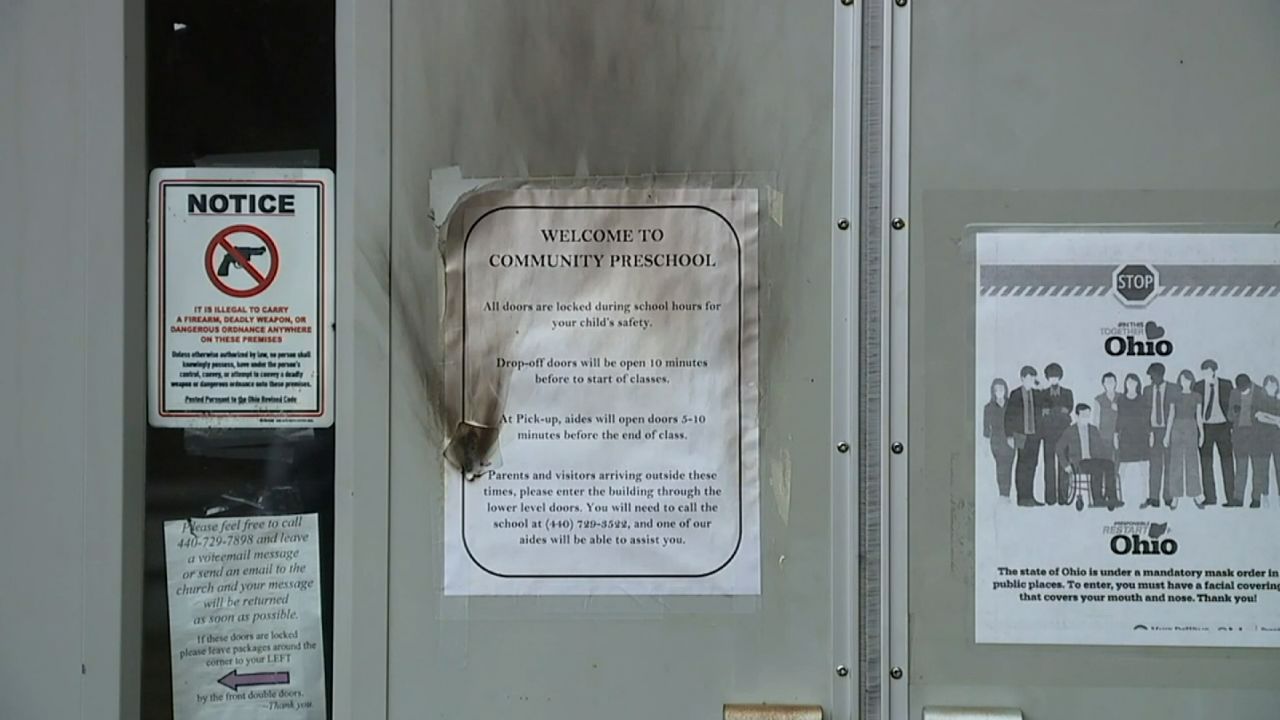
148, 168, 334, 427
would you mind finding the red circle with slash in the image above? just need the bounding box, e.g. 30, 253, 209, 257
204, 224, 280, 298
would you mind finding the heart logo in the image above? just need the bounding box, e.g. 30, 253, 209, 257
1144, 321, 1166, 340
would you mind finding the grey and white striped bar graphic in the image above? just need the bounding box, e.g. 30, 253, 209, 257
979, 265, 1280, 298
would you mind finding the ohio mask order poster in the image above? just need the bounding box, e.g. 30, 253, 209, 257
975, 230, 1280, 647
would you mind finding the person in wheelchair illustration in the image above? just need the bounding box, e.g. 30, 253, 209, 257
1056, 403, 1119, 511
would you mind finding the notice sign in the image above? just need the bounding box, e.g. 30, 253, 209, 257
976, 230, 1280, 647
443, 188, 760, 595
164, 513, 326, 720
149, 168, 334, 427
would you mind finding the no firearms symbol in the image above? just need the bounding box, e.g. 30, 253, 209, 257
204, 224, 280, 298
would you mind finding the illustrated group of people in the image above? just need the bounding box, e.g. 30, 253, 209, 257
983, 360, 1280, 510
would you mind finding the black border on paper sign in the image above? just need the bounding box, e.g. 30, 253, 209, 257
157, 180, 327, 419
461, 204, 745, 579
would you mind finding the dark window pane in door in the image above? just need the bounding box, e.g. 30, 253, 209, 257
143, 2, 335, 717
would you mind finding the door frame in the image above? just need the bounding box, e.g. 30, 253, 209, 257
333, 0, 393, 717
884, 1, 912, 719
834, 2, 863, 718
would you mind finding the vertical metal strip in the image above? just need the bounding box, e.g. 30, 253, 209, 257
334, 0, 392, 716
832, 3, 861, 719
81, 0, 147, 716
886, 0, 912, 719
858, 0, 887, 718
860, 0, 912, 717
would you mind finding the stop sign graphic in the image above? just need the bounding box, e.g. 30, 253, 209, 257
1112, 264, 1160, 307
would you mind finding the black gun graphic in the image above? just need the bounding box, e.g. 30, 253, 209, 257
217, 246, 267, 277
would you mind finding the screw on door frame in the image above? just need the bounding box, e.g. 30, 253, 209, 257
891, 217, 906, 230
837, 442, 850, 454
890, 666, 904, 680
841, 0, 854, 6
837, 218, 850, 230
891, 441, 904, 454
894, 0, 907, 7
836, 665, 850, 677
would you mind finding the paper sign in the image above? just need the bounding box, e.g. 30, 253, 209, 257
443, 188, 760, 595
148, 168, 334, 427
164, 514, 327, 719
976, 230, 1280, 647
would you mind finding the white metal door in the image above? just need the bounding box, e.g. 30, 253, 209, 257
364, 2, 861, 718
899, 2, 1280, 718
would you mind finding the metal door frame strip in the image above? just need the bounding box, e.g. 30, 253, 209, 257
857, 0, 911, 719
334, 0, 393, 716
886, 0, 912, 718
857, 0, 888, 716
832, 2, 862, 718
